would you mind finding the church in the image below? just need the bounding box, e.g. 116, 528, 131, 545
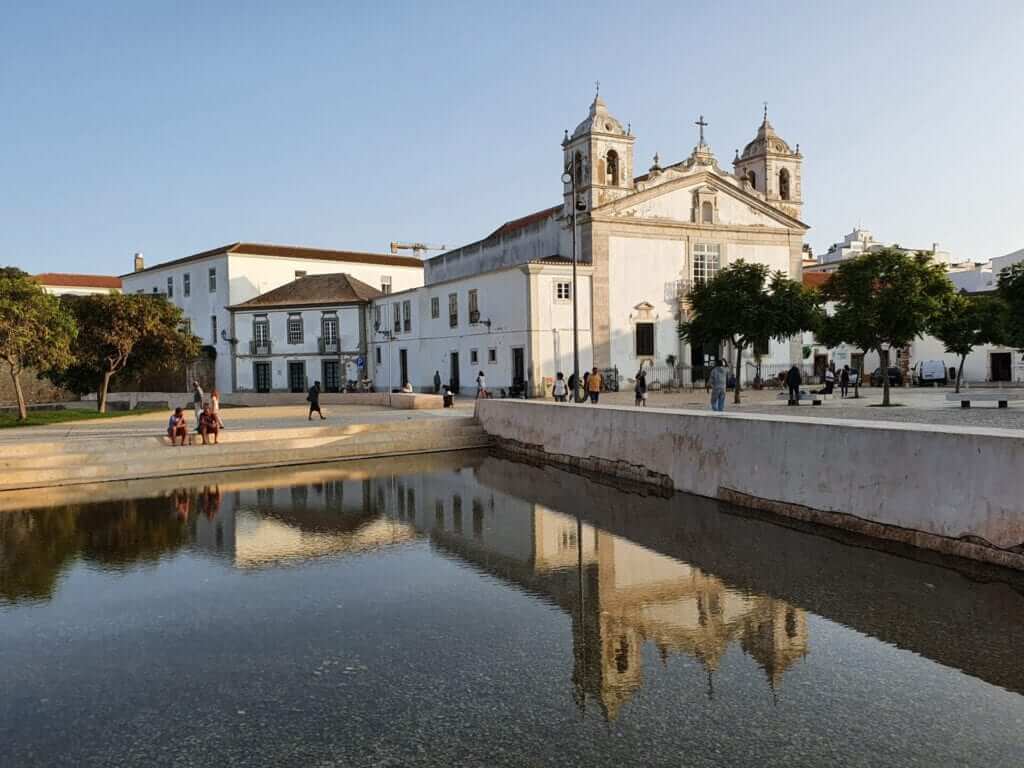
369, 92, 809, 394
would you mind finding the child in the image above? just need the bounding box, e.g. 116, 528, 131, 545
553, 372, 567, 402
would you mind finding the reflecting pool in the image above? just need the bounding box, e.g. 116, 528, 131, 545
2, 451, 1023, 767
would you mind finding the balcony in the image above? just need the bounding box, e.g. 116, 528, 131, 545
318, 337, 339, 354
249, 340, 272, 356
469, 309, 480, 324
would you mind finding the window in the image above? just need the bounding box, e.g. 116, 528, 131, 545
448, 293, 458, 327
180, 318, 191, 336
294, 270, 307, 279
470, 349, 479, 364
208, 267, 217, 292
574, 151, 583, 185
606, 150, 619, 186
701, 201, 714, 224
166, 277, 174, 297
431, 296, 439, 319
403, 300, 411, 332
322, 315, 338, 345
152, 286, 158, 293
375, 346, 382, 364
373, 305, 381, 330
555, 282, 571, 301
393, 302, 401, 334
635, 323, 655, 356
287, 314, 304, 345
488, 348, 497, 364
754, 336, 770, 356
210, 315, 218, 341
381, 275, 392, 294
779, 168, 791, 200
183, 273, 191, 297
693, 243, 721, 286
468, 289, 479, 322
748, 170, 756, 188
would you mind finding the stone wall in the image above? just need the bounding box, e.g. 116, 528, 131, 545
474, 400, 1024, 570
0, 368, 75, 407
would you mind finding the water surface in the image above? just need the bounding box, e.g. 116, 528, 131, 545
2, 451, 1022, 767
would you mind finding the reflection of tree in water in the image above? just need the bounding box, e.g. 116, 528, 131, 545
0, 493, 202, 604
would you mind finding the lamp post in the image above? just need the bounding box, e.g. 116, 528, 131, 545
562, 160, 585, 402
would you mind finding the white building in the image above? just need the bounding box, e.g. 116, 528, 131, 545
34, 273, 122, 296
230, 273, 381, 393
120, 242, 423, 393
367, 258, 593, 395
807, 227, 955, 274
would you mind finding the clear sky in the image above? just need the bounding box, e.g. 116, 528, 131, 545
2, 0, 1022, 276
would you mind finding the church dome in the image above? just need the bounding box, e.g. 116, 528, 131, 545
740, 112, 793, 159
571, 94, 627, 139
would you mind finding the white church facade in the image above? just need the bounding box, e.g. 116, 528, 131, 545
369, 95, 809, 394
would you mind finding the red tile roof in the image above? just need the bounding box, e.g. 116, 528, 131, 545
486, 206, 562, 239
230, 273, 382, 310
34, 273, 122, 289
802, 271, 831, 289
122, 242, 424, 277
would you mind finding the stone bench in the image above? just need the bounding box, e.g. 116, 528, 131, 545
946, 392, 1023, 409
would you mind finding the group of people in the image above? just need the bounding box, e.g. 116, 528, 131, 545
553, 367, 605, 404
167, 381, 225, 446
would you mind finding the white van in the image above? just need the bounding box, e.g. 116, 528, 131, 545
914, 360, 948, 386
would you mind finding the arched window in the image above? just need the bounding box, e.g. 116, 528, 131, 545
606, 150, 619, 186
748, 171, 756, 188
574, 152, 583, 185
701, 201, 714, 224
779, 168, 790, 200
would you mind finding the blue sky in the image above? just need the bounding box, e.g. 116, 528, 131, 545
2, 0, 1022, 276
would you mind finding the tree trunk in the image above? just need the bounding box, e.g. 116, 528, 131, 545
880, 348, 891, 406
733, 344, 743, 404
8, 366, 27, 421
956, 354, 966, 394
98, 370, 114, 413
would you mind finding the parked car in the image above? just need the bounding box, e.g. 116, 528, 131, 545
913, 360, 948, 386
869, 367, 903, 387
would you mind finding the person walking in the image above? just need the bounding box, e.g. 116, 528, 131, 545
634, 368, 648, 407
210, 389, 225, 428
307, 380, 325, 420
840, 365, 850, 399
823, 364, 835, 395
553, 372, 568, 402
567, 371, 578, 403
786, 364, 802, 405
587, 367, 603, 404
709, 359, 728, 412
433, 370, 442, 394
191, 380, 204, 424
476, 370, 489, 399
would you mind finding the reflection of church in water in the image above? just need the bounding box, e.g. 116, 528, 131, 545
190, 460, 809, 721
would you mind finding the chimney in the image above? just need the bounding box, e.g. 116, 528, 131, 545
133, 252, 144, 272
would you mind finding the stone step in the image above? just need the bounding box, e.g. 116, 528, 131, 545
0, 424, 489, 471
0, 430, 492, 491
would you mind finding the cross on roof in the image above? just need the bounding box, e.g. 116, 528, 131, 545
595, 80, 600, 97
695, 114, 708, 145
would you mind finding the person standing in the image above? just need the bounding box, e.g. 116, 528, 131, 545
476, 370, 489, 399
191, 380, 204, 424
210, 389, 225, 428
786, 364, 802, 405
587, 367, 603, 404
553, 372, 567, 402
567, 372, 578, 403
823, 364, 835, 395
433, 370, 442, 394
709, 359, 728, 412
634, 369, 648, 407
840, 365, 850, 399
307, 380, 325, 420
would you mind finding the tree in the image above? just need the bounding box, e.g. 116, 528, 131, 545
819, 248, 954, 406
930, 294, 1007, 393
51, 294, 200, 412
997, 262, 1024, 351
678, 261, 821, 404
0, 268, 77, 420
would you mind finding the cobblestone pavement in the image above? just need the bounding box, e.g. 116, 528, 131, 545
591, 386, 1024, 431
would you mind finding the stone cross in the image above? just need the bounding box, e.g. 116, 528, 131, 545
695, 115, 708, 145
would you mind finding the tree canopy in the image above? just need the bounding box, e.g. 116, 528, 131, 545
819, 247, 954, 405
930, 293, 1007, 392
997, 261, 1024, 351
49, 293, 200, 412
678, 260, 821, 403
0, 268, 77, 420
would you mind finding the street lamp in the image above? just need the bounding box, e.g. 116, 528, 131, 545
562, 160, 586, 402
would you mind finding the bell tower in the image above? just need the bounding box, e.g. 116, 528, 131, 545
733, 104, 803, 220
562, 86, 635, 214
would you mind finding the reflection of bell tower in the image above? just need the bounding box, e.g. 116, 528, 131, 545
562, 86, 635, 214
740, 600, 809, 690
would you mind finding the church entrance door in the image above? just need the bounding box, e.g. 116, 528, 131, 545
450, 352, 460, 394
